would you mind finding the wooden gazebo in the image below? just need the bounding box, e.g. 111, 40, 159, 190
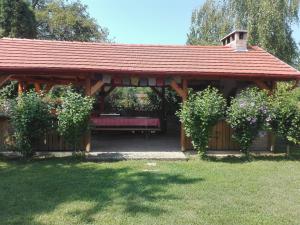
1, 31, 300, 152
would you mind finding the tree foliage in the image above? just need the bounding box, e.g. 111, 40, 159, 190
177, 87, 226, 154
188, 0, 300, 65
0, 0, 36, 38
57, 89, 94, 150
187, 0, 233, 45
32, 0, 109, 41
10, 91, 53, 157
269, 83, 300, 154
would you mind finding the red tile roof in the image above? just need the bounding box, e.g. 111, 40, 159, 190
0, 38, 299, 80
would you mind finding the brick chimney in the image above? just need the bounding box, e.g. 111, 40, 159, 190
221, 30, 248, 51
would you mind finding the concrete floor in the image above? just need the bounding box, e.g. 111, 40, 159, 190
91, 131, 181, 152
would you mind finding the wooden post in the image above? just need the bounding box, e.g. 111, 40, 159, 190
181, 79, 188, 151
161, 87, 166, 133
18, 81, 23, 96
99, 89, 105, 114
269, 81, 276, 152
85, 78, 91, 152
170, 79, 189, 151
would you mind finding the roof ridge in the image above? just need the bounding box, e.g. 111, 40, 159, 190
0, 37, 228, 48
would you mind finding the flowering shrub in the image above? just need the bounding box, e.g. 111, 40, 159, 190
227, 87, 270, 156
0, 98, 12, 117
269, 82, 300, 155
57, 89, 94, 151
177, 87, 226, 154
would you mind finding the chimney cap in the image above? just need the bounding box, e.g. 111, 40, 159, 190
220, 30, 248, 42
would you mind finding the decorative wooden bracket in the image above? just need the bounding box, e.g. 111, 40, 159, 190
44, 83, 54, 92
34, 83, 41, 93
0, 75, 11, 87
170, 80, 188, 99
254, 80, 273, 95
289, 79, 300, 90
91, 80, 104, 96
103, 86, 116, 97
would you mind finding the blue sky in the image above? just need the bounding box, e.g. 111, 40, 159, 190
82, 0, 300, 45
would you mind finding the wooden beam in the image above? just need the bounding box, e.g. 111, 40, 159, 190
12, 77, 81, 86
0, 75, 11, 87
170, 80, 187, 99
91, 80, 104, 96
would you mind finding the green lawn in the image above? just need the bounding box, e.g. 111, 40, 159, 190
0, 157, 299, 225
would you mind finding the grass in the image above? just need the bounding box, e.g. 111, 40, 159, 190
0, 157, 299, 225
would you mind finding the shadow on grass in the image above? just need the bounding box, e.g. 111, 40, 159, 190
202, 154, 300, 163
0, 158, 202, 225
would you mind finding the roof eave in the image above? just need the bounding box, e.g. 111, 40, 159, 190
1, 66, 299, 81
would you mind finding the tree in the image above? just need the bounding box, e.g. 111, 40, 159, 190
230, 0, 300, 65
187, 0, 233, 45
32, 0, 109, 42
187, 0, 300, 65
0, 0, 36, 38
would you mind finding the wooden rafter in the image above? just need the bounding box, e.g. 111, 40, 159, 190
91, 80, 104, 96
0, 75, 11, 87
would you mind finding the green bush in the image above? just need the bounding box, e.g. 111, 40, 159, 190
269, 83, 300, 155
10, 91, 53, 157
177, 87, 226, 154
227, 87, 270, 157
57, 89, 94, 151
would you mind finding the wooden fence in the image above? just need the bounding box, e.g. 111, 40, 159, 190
0, 116, 84, 152
33, 130, 84, 152
1, 116, 300, 153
